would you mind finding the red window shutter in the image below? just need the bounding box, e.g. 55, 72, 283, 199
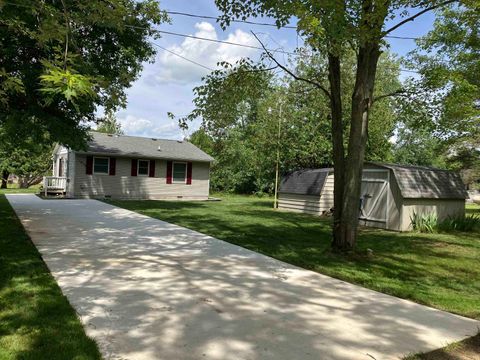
86, 156, 93, 175
131, 159, 137, 176
109, 158, 116, 176
149, 160, 155, 177
166, 161, 172, 184
186, 162, 192, 185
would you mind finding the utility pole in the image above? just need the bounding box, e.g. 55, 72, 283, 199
269, 100, 283, 209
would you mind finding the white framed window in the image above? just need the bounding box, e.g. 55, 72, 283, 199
93, 157, 109, 174
137, 159, 150, 176
173, 162, 187, 183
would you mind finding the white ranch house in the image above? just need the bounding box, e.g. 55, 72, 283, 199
46, 132, 214, 199
278, 162, 468, 231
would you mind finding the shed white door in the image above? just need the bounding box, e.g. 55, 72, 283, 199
359, 179, 388, 224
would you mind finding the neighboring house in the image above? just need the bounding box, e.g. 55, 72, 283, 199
278, 162, 468, 231
48, 132, 214, 200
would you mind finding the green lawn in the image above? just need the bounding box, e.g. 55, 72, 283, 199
108, 194, 480, 320
0, 185, 40, 194
0, 194, 101, 359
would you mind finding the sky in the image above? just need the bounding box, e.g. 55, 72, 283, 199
111, 1, 436, 140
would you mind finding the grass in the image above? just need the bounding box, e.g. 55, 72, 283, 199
0, 185, 40, 194
404, 333, 480, 360
0, 194, 101, 359
108, 194, 480, 320
466, 203, 480, 216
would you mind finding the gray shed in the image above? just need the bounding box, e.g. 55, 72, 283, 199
278, 163, 468, 231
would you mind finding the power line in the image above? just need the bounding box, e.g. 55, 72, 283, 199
165, 10, 297, 29
148, 28, 420, 73
153, 40, 420, 76
164, 10, 419, 40
2, 1, 420, 40
125, 26, 297, 55
386, 35, 418, 40
1, 1, 421, 73
151, 42, 214, 71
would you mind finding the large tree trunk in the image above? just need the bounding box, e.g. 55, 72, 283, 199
331, 44, 381, 252
327, 53, 346, 248
1, 170, 9, 189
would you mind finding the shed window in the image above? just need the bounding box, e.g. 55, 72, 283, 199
93, 157, 109, 174
138, 160, 150, 176
173, 162, 187, 183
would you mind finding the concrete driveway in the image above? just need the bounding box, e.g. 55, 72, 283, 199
6, 194, 479, 360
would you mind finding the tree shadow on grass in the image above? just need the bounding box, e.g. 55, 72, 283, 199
0, 195, 101, 360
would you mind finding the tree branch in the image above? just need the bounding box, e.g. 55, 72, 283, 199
251, 31, 331, 99
373, 88, 416, 103
384, 0, 458, 35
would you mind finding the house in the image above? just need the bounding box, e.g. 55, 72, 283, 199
278, 162, 468, 231
47, 132, 214, 200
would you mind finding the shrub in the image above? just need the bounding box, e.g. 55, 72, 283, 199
410, 212, 438, 233
411, 212, 480, 233
438, 215, 480, 232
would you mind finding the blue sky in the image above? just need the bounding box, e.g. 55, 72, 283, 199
112, 1, 436, 139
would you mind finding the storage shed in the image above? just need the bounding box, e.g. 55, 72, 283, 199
278, 163, 468, 231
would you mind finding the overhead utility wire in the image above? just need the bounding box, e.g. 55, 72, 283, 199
165, 10, 297, 29
151, 42, 214, 71
124, 26, 297, 55
147, 28, 420, 74
1, 1, 419, 40
0, 1, 420, 73
164, 10, 419, 40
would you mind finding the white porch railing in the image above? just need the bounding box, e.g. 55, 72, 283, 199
43, 176, 67, 195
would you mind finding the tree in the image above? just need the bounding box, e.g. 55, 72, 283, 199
214, 0, 458, 251
411, 2, 479, 140
0, 129, 52, 189
186, 50, 400, 194
96, 112, 124, 135
0, 0, 168, 149
408, 2, 480, 188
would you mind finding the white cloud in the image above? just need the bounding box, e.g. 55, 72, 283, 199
117, 114, 184, 140
153, 22, 260, 84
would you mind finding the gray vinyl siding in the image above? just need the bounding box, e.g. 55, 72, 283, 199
278, 163, 466, 232
278, 173, 334, 215
278, 193, 323, 215
400, 199, 466, 231
387, 174, 403, 231
74, 154, 210, 200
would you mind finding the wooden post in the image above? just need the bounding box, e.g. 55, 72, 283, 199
273, 101, 283, 209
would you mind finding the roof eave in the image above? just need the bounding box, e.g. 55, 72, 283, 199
75, 150, 214, 162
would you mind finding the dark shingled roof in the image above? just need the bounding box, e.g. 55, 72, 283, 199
279, 169, 331, 196
370, 163, 468, 200
79, 132, 214, 162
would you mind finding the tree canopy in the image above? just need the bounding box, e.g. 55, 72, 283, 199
186, 49, 401, 193
210, 0, 468, 251
0, 0, 168, 149
96, 112, 124, 135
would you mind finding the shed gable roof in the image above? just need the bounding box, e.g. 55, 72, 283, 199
78, 132, 214, 162
368, 162, 468, 200
279, 169, 331, 196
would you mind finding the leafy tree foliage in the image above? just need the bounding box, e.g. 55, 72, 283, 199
0, 0, 168, 149
187, 50, 401, 194
0, 129, 52, 188
412, 2, 479, 140
406, 2, 480, 189
96, 112, 124, 135
214, 0, 458, 251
